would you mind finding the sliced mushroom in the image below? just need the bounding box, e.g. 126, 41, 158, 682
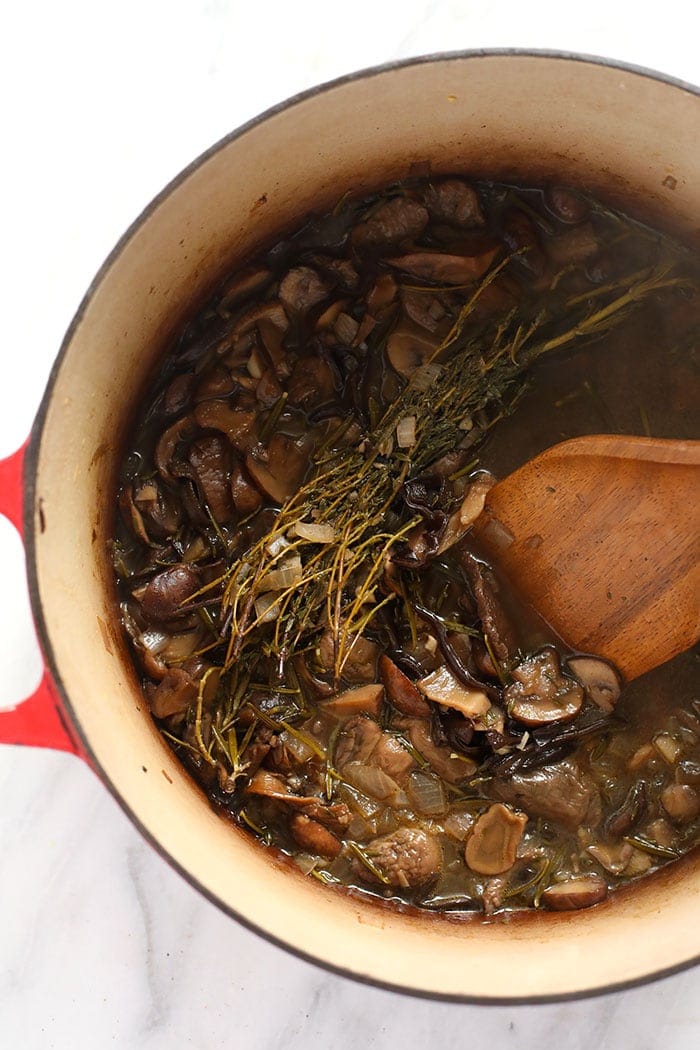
155, 414, 195, 481
417, 665, 491, 719
379, 655, 431, 717
335, 715, 383, 769
218, 266, 272, 309
322, 683, 384, 719
228, 301, 288, 344
290, 812, 342, 859
367, 273, 399, 313
544, 186, 590, 224
133, 479, 182, 539
163, 372, 194, 415
335, 715, 414, 784
567, 655, 622, 713
587, 840, 633, 874
465, 803, 528, 875
386, 319, 442, 378
505, 648, 584, 726
293, 654, 334, 698
351, 197, 429, 253
350, 827, 442, 888
424, 179, 485, 227
194, 365, 237, 403
493, 758, 599, 832
139, 564, 200, 622
193, 399, 257, 454
436, 473, 495, 554
400, 716, 477, 783
401, 290, 446, 332
255, 367, 284, 408
459, 552, 517, 665
502, 209, 546, 277
230, 459, 263, 515
245, 433, 310, 504
605, 781, 647, 838
119, 484, 152, 545
279, 266, 330, 314
286, 354, 337, 410
387, 248, 498, 285
149, 668, 198, 720
369, 732, 415, 783
301, 799, 352, 836
188, 433, 235, 523
541, 875, 608, 911
660, 783, 700, 822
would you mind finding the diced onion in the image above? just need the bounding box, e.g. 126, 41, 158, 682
266, 535, 291, 557
444, 811, 476, 842
396, 415, 417, 448
254, 592, 280, 623
234, 561, 251, 584
140, 629, 169, 654
259, 555, 303, 593
290, 521, 337, 543
406, 771, 447, 817
339, 784, 380, 820
279, 729, 315, 764
342, 761, 401, 802
411, 362, 442, 391
653, 733, 683, 765
293, 853, 318, 876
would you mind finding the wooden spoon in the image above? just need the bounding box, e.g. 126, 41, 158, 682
471, 435, 700, 680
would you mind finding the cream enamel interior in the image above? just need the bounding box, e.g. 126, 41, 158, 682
29, 54, 700, 999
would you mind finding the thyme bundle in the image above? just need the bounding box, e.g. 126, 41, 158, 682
203, 255, 686, 684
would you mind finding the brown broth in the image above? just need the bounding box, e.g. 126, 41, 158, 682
113, 177, 700, 915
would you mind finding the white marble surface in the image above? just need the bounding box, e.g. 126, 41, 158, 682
1, 1, 698, 1045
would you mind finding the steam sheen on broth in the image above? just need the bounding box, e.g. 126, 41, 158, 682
113, 178, 700, 914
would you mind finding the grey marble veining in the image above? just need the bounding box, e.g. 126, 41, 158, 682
1, 1, 699, 1046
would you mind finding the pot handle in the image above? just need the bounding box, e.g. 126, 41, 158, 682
0, 442, 83, 756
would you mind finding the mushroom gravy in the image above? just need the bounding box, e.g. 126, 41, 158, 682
113, 178, 700, 914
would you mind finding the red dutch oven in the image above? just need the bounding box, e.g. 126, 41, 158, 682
1, 51, 698, 1001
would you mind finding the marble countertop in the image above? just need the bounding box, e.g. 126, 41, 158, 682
1, 2, 698, 1045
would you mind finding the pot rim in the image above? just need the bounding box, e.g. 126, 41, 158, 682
23, 47, 700, 1004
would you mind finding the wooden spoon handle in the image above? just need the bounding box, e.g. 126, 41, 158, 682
473, 436, 700, 681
